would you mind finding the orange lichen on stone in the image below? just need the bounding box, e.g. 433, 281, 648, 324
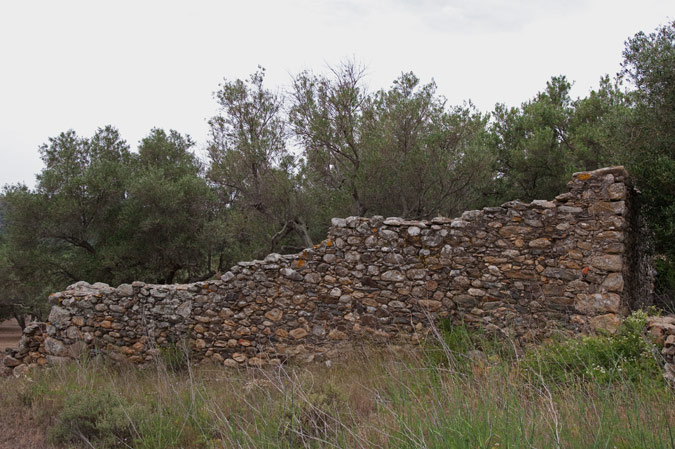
372, 228, 377, 233
294, 259, 305, 268
326, 240, 333, 247
577, 173, 592, 180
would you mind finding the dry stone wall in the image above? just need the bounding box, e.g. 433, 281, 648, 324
3, 166, 655, 372
648, 316, 675, 384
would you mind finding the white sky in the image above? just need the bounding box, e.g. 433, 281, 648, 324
0, 0, 672, 187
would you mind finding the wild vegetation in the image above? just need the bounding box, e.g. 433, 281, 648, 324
0, 315, 672, 449
0, 21, 674, 326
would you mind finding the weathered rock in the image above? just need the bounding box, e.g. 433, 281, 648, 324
13, 364, 31, 376
45, 355, 70, 366
406, 269, 426, 280
589, 201, 625, 216
529, 238, 552, 248
590, 255, 623, 272
48, 306, 71, 328
328, 329, 348, 340
115, 284, 134, 297
224, 358, 239, 368
280, 268, 303, 281
417, 300, 442, 311
531, 200, 556, 208
575, 293, 621, 314
543, 268, 577, 281
265, 308, 283, 321
304, 272, 321, 283
0, 364, 12, 377
590, 313, 622, 334
290, 328, 308, 339
601, 273, 624, 292
44, 337, 69, 357
381, 270, 405, 282
3, 355, 21, 368
558, 206, 583, 214
607, 183, 626, 200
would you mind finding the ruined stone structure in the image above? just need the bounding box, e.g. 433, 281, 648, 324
2, 166, 660, 374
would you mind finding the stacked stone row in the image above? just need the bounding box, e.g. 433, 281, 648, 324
1, 323, 46, 376
648, 316, 675, 384
5, 166, 641, 370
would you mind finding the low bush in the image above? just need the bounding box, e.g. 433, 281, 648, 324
522, 310, 665, 385
48, 389, 144, 448
282, 380, 352, 446
159, 340, 191, 372
424, 318, 514, 370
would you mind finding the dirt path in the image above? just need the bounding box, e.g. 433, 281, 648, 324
0, 406, 50, 449
0, 320, 51, 448
0, 319, 22, 352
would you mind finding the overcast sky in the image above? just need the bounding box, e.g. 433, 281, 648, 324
0, 0, 671, 187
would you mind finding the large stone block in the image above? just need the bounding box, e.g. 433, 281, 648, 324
590, 255, 623, 272
48, 306, 71, 328
575, 293, 621, 314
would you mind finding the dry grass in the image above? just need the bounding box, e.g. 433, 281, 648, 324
0, 340, 673, 449
1, 313, 673, 449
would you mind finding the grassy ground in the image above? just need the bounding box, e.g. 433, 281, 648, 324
1, 314, 673, 449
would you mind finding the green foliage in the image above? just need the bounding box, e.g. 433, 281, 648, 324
2, 19, 675, 316
487, 75, 628, 203
361, 73, 493, 218
619, 21, 675, 305
522, 311, 664, 385
291, 64, 494, 219
282, 381, 350, 447
483, 20, 675, 306
424, 320, 514, 372
48, 389, 143, 448
118, 128, 220, 283
208, 67, 313, 257
437, 318, 476, 354
158, 341, 190, 373
1, 185, 70, 324
290, 61, 368, 217
0, 125, 223, 316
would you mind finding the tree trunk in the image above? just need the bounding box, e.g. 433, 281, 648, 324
291, 218, 313, 249
12, 308, 26, 330
352, 185, 363, 216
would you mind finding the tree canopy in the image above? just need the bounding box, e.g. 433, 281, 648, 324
2, 20, 674, 325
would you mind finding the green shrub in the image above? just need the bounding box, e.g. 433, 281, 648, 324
425, 319, 513, 369
48, 389, 144, 448
282, 381, 351, 447
159, 341, 190, 372
521, 311, 664, 385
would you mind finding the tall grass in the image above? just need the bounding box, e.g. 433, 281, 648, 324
1, 314, 673, 448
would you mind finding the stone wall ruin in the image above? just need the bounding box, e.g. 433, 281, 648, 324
2, 166, 656, 372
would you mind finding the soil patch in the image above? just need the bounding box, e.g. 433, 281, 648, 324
0, 403, 51, 449
0, 319, 22, 352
